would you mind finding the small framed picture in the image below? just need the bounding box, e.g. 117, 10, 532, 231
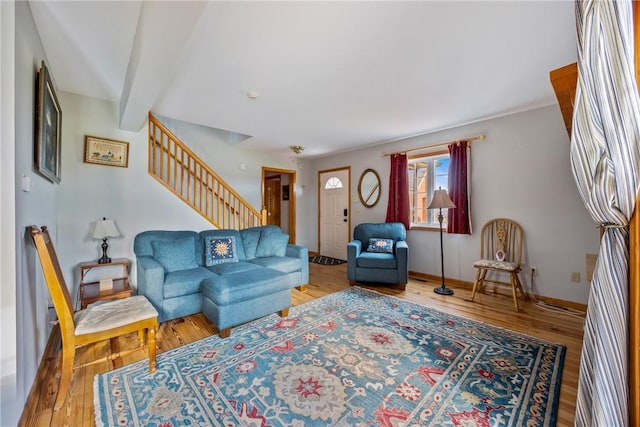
84, 135, 129, 168
282, 185, 290, 201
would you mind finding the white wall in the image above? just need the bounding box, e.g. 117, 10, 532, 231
311, 105, 598, 304
11, 0, 61, 420
0, 1, 17, 424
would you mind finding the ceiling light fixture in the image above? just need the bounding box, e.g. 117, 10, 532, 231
289, 145, 304, 155
247, 91, 259, 100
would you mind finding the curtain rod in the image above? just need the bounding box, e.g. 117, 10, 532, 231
382, 134, 486, 157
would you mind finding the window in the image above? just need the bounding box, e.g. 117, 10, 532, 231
324, 177, 343, 189
408, 152, 450, 228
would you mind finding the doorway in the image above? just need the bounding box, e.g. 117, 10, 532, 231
262, 167, 296, 243
318, 167, 350, 260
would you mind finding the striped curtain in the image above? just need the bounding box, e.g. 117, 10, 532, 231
571, 1, 640, 426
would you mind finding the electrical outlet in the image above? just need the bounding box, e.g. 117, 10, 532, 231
571, 272, 581, 283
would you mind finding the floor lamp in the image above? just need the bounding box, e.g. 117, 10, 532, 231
428, 187, 456, 296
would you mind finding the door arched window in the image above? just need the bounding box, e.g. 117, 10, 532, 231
324, 177, 343, 189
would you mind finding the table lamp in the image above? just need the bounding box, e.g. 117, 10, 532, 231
93, 217, 120, 264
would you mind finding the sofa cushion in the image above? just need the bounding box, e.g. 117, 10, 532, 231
201, 268, 290, 306
200, 229, 246, 261
239, 227, 262, 260
256, 229, 289, 257
151, 237, 199, 273
356, 252, 397, 269
204, 235, 239, 266
249, 256, 301, 274
164, 267, 215, 299
366, 238, 394, 253
207, 261, 262, 275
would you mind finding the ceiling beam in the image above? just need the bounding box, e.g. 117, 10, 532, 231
119, 1, 206, 131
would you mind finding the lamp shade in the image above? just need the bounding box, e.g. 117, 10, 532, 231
92, 219, 120, 239
427, 188, 456, 210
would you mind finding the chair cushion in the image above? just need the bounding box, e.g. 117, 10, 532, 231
366, 238, 394, 253
473, 259, 519, 272
74, 295, 157, 335
204, 235, 239, 266
164, 267, 215, 299
151, 237, 198, 273
356, 252, 397, 269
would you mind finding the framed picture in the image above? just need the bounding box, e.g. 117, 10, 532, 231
84, 135, 129, 168
282, 185, 290, 201
35, 61, 62, 183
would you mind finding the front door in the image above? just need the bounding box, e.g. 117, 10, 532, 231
319, 168, 350, 260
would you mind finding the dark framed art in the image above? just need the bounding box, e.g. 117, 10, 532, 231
282, 185, 290, 201
35, 60, 62, 184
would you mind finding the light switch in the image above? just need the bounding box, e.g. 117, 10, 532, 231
22, 175, 31, 192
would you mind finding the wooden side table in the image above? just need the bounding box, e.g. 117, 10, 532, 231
79, 258, 132, 309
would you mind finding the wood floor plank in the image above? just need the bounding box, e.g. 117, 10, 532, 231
19, 262, 583, 426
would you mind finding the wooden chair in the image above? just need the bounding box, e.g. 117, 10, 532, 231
471, 218, 529, 311
28, 225, 158, 411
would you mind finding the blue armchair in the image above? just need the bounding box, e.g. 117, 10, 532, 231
347, 222, 409, 289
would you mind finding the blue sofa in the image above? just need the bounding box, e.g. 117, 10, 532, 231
134, 226, 308, 337
347, 222, 409, 289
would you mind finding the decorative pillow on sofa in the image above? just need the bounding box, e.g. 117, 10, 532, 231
255, 231, 289, 257
205, 236, 239, 266
151, 237, 199, 273
366, 238, 394, 253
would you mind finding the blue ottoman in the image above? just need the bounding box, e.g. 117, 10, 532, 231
201, 267, 291, 338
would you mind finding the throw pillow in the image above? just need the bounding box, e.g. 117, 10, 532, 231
205, 236, 239, 266
366, 238, 394, 253
151, 238, 199, 273
255, 231, 289, 257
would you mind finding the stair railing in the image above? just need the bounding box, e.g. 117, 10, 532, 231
148, 113, 266, 229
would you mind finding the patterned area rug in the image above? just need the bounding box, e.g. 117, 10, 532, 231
309, 255, 346, 265
94, 287, 565, 426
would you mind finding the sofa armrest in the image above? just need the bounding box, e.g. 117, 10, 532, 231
347, 240, 362, 280
287, 244, 309, 285
395, 240, 409, 284
136, 256, 165, 310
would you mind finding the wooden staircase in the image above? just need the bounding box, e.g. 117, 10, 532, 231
148, 113, 266, 229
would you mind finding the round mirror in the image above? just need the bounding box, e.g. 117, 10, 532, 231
358, 169, 381, 208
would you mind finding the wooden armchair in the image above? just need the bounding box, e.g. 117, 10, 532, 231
470, 218, 529, 311
28, 225, 158, 411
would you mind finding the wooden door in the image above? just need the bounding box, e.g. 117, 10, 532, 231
265, 176, 281, 227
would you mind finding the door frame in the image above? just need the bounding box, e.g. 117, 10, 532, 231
317, 166, 351, 256
261, 167, 296, 243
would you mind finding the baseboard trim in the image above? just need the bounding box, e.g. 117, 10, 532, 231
409, 271, 587, 312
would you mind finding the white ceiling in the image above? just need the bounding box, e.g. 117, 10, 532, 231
29, 1, 577, 159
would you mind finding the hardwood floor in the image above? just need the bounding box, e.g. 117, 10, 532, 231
19, 262, 584, 426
